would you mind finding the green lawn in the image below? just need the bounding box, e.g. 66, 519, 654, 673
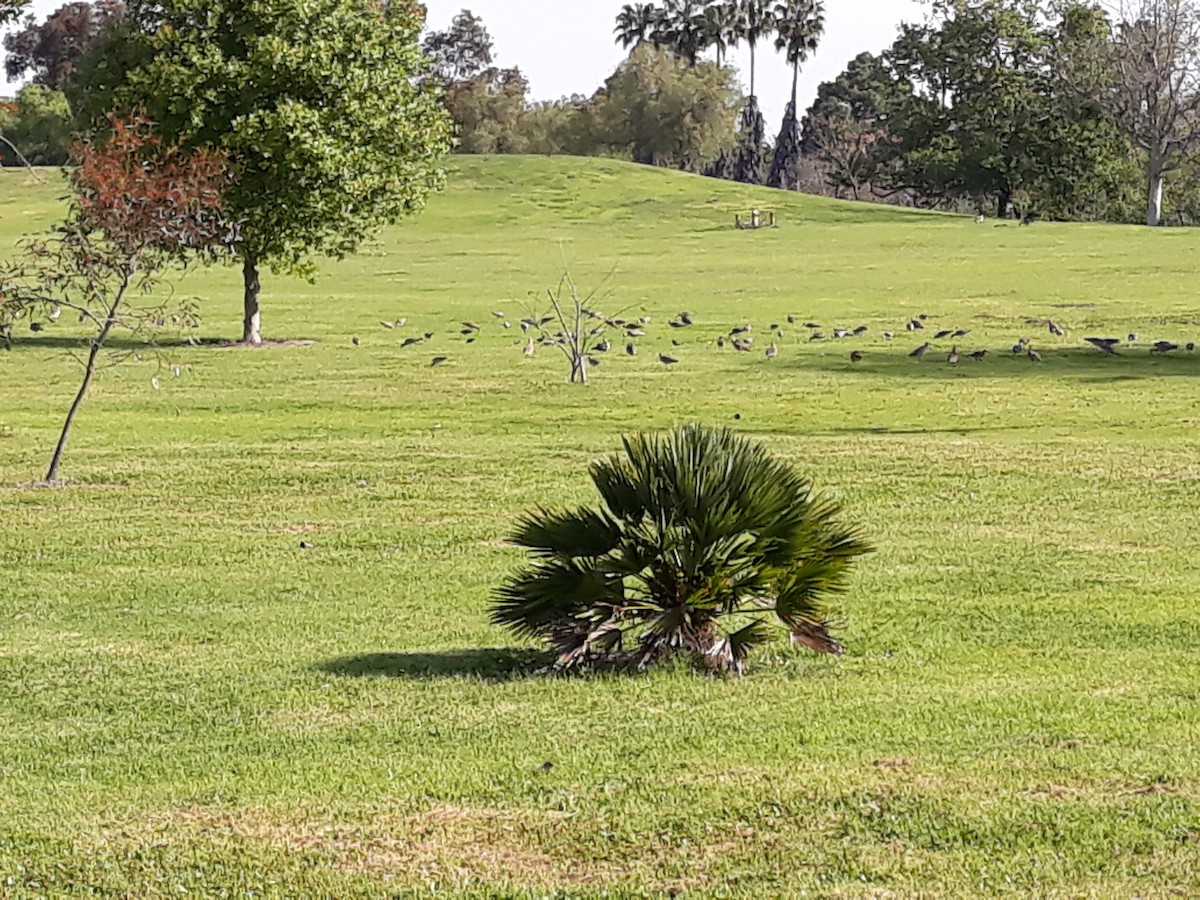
1, 157, 1199, 898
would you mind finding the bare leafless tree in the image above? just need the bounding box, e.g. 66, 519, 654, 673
1109, 0, 1200, 225
518, 263, 626, 385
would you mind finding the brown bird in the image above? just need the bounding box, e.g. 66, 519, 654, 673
953, 329, 971, 337
679, 311, 694, 325
853, 325, 869, 335
909, 342, 932, 358
1028, 348, 1043, 362
430, 356, 448, 367
401, 336, 422, 348
765, 342, 778, 359
934, 329, 954, 340
850, 350, 863, 363
1188, 342, 1196, 352
1152, 340, 1179, 353
947, 345, 959, 365
803, 321, 820, 329
1047, 319, 1065, 337
351, 336, 360, 346
969, 349, 988, 361
379, 320, 395, 330
523, 338, 535, 357
626, 342, 637, 356
809, 332, 826, 341
659, 353, 679, 365
716, 335, 726, 348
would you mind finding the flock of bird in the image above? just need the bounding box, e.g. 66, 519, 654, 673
356, 310, 1197, 369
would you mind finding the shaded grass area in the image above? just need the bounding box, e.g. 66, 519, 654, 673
1, 157, 1199, 897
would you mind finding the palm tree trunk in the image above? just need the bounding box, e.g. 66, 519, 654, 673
750, 42, 756, 98
791, 60, 799, 110
45, 274, 131, 483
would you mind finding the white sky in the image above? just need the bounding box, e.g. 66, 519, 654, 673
4, 0, 925, 124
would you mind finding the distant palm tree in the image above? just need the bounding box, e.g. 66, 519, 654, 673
774, 0, 825, 112
704, 1, 740, 68
614, 2, 659, 50
652, 0, 709, 65
732, 0, 773, 98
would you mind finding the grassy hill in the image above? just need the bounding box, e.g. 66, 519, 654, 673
1, 157, 1199, 897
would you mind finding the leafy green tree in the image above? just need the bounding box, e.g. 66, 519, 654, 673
768, 0, 824, 189
597, 44, 740, 170
492, 424, 871, 674
74, 0, 452, 345
883, 0, 1126, 218
422, 8, 492, 84
732, 96, 767, 183
445, 67, 531, 154
0, 84, 74, 166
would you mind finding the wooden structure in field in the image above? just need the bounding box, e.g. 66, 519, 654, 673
735, 209, 777, 230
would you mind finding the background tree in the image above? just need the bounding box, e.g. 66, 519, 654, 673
0, 84, 74, 166
614, 2, 659, 50
0, 0, 29, 25
74, 0, 452, 345
598, 44, 741, 170
652, 0, 709, 66
422, 8, 492, 84
732, 0, 772, 98
801, 51, 908, 198
1107, 0, 1200, 225
3, 1, 124, 92
445, 66, 531, 153
881, 0, 1121, 218
704, 1, 739, 68
0, 115, 233, 483
768, 0, 824, 189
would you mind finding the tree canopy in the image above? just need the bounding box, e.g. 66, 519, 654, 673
73, 0, 453, 344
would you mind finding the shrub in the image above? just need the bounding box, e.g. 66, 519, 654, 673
491, 424, 872, 674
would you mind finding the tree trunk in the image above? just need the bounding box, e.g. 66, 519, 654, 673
790, 61, 799, 111
997, 190, 1012, 220
1146, 166, 1165, 227
45, 277, 129, 483
242, 255, 262, 344
749, 44, 756, 98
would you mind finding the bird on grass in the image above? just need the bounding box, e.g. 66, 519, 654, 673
523, 338, 535, 357
716, 336, 726, 348
850, 350, 863, 363
1152, 340, 1179, 353
1048, 319, 1065, 337
953, 329, 971, 337
351, 336, 360, 346
1084, 337, 1120, 355
909, 342, 932, 358
883, 331, 894, 341
626, 342, 637, 356
1188, 342, 1196, 352
430, 356, 448, 367
934, 329, 954, 340
659, 353, 679, 365
1028, 348, 1043, 363
970, 349, 988, 361
853, 325, 869, 335
809, 332, 826, 341
1128, 332, 1139, 343
765, 342, 778, 360
947, 346, 959, 365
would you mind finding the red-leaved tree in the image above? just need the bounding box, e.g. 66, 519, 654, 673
0, 114, 235, 483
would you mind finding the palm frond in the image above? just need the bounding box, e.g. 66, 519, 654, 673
510, 505, 622, 559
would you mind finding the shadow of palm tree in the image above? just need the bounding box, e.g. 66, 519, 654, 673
315, 647, 551, 682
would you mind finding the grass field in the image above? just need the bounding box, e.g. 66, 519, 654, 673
2, 156, 1199, 898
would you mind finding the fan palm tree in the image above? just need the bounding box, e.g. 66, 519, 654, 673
732, 0, 773, 98
614, 2, 659, 50
774, 0, 825, 114
492, 424, 871, 674
652, 0, 709, 65
704, 1, 740, 68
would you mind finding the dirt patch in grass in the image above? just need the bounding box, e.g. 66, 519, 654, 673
96, 804, 603, 888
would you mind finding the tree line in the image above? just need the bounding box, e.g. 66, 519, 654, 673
4, 0, 1200, 224
417, 0, 1200, 226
